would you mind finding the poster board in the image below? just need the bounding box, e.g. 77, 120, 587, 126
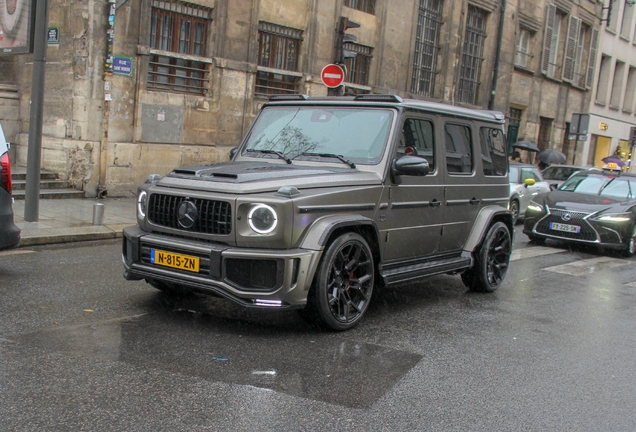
0, 0, 36, 55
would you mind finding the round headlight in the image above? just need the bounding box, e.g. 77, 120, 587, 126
137, 190, 148, 218
248, 204, 277, 234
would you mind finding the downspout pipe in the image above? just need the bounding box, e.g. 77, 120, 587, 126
488, 0, 506, 111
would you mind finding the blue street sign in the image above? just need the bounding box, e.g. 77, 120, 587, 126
113, 56, 134, 76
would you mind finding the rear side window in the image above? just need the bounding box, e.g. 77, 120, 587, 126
398, 118, 435, 171
445, 123, 473, 174
479, 127, 507, 176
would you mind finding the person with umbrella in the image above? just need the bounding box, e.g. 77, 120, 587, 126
536, 148, 567, 171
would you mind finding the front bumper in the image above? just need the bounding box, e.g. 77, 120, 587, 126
122, 226, 322, 309
523, 210, 631, 250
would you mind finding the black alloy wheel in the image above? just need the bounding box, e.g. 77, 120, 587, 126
301, 232, 375, 331
462, 221, 511, 292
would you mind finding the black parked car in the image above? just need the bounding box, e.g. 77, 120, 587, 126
0, 125, 20, 251
523, 167, 636, 256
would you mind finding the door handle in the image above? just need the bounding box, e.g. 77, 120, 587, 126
430, 199, 442, 207
469, 198, 480, 205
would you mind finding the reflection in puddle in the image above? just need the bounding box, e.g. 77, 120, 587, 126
13, 313, 422, 409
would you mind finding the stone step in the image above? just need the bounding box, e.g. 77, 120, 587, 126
11, 179, 73, 190
12, 189, 86, 200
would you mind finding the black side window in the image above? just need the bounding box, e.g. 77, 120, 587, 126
445, 123, 473, 173
479, 127, 507, 176
398, 118, 436, 171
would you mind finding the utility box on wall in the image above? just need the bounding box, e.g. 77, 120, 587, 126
141, 104, 184, 144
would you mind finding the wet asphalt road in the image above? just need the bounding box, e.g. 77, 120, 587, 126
1, 226, 636, 431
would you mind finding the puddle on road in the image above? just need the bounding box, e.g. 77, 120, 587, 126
10, 313, 422, 409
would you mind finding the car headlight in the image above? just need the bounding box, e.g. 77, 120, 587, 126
248, 204, 277, 234
526, 200, 543, 212
137, 190, 148, 219
593, 213, 632, 222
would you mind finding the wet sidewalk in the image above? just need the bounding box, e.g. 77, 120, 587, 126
12, 197, 137, 247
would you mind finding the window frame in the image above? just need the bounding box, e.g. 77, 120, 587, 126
343, 0, 375, 15
411, 0, 443, 96
255, 22, 304, 98
458, 5, 488, 105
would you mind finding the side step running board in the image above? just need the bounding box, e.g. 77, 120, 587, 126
380, 256, 472, 286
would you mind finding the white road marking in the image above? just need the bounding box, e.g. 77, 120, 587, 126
544, 256, 630, 276
510, 246, 566, 262
0, 249, 36, 257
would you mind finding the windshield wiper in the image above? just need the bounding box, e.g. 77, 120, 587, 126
245, 149, 292, 164
299, 152, 356, 169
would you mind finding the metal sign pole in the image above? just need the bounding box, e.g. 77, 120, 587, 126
24, 0, 50, 222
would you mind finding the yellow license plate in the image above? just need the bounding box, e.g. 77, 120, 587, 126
150, 249, 200, 272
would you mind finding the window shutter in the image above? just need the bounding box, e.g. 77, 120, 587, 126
562, 16, 580, 82
541, 4, 557, 75
586, 27, 599, 89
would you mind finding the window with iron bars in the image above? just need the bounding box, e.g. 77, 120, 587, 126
458, 6, 487, 105
344, 0, 375, 14
343, 43, 372, 95
256, 22, 303, 97
411, 0, 442, 96
148, 1, 212, 94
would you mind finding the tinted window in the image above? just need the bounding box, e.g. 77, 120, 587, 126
479, 127, 507, 176
398, 118, 435, 170
445, 123, 472, 173
542, 166, 579, 181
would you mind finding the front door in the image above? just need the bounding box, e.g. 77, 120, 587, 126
382, 115, 444, 262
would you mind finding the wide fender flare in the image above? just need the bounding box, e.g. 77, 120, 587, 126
463, 206, 514, 254
299, 214, 380, 253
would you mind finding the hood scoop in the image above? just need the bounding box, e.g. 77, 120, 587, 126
168, 161, 355, 183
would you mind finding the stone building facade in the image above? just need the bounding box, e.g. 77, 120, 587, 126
0, 0, 603, 196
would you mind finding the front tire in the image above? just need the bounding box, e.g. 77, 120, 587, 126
462, 222, 511, 292
510, 200, 519, 225
622, 225, 636, 257
300, 232, 375, 331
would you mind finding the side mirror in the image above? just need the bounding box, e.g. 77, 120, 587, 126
229, 147, 239, 159
550, 183, 558, 190
392, 155, 430, 184
524, 178, 536, 187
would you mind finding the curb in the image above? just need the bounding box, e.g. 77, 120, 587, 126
18, 231, 123, 247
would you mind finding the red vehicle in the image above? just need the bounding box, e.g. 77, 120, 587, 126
0, 124, 20, 251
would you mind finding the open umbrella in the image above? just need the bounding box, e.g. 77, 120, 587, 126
537, 148, 566, 165
512, 141, 540, 152
602, 156, 626, 167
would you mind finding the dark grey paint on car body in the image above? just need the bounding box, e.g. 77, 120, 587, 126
123, 95, 514, 330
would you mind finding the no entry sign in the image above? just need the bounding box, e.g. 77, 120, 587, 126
321, 64, 345, 88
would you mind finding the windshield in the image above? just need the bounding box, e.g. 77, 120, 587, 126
560, 174, 632, 199
242, 106, 394, 165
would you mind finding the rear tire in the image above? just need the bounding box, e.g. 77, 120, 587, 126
299, 232, 374, 331
462, 222, 511, 293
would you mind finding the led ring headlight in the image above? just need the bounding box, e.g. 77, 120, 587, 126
248, 204, 277, 234
137, 190, 148, 218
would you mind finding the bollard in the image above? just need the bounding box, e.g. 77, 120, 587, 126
92, 202, 105, 225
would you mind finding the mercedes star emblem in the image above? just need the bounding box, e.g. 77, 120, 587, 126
177, 200, 198, 229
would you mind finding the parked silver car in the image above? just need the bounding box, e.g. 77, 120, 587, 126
0, 124, 20, 251
509, 162, 551, 224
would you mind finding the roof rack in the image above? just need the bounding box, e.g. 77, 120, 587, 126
268, 94, 309, 101
353, 94, 403, 103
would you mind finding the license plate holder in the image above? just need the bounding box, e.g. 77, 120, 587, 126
150, 249, 200, 272
549, 222, 581, 234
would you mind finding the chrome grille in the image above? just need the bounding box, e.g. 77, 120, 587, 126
534, 209, 598, 241
148, 194, 232, 235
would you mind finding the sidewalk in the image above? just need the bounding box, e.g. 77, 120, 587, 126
12, 197, 137, 247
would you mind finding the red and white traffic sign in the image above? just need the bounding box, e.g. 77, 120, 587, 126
321, 64, 345, 88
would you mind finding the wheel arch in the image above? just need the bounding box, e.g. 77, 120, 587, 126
463, 206, 514, 254
299, 214, 382, 262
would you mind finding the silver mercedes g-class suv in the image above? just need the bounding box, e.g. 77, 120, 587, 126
123, 94, 513, 331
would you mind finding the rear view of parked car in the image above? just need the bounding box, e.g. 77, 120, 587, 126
0, 124, 20, 251
508, 162, 551, 224
541, 164, 596, 189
